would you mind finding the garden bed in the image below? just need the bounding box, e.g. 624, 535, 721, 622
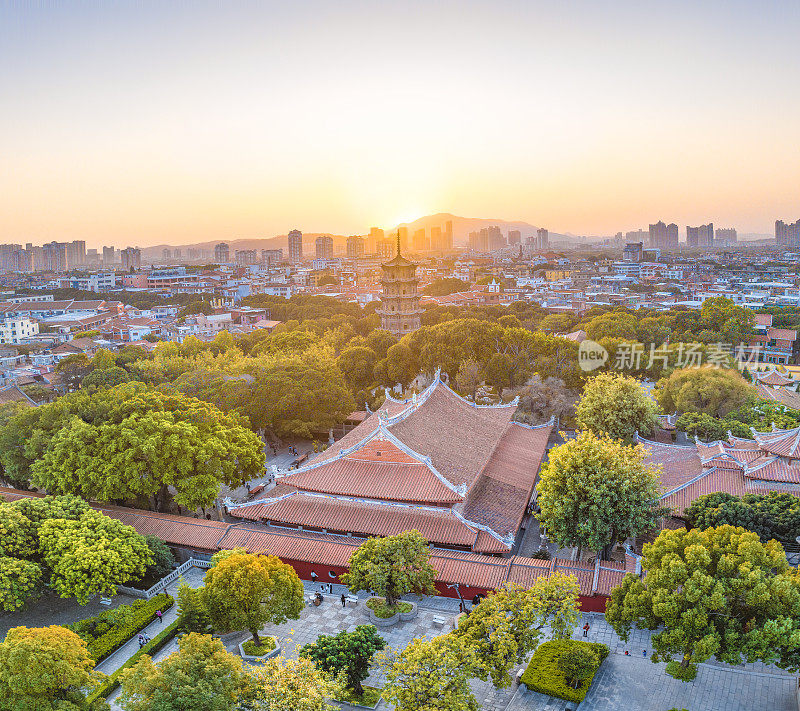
520, 639, 609, 703
334, 686, 382, 709
364, 597, 417, 627
67, 593, 173, 662
239, 636, 280, 661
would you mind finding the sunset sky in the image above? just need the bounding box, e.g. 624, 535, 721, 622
1, 1, 799, 247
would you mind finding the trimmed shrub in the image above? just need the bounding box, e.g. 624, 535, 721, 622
365, 597, 411, 618
520, 640, 609, 703
69, 593, 173, 661
666, 660, 697, 682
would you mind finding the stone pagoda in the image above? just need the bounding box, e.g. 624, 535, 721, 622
377, 231, 422, 338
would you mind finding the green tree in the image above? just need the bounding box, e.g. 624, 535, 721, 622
382, 634, 478, 711
585, 311, 638, 341
537, 431, 667, 559
119, 633, 244, 711
0, 625, 98, 710
90, 349, 117, 371
82, 366, 130, 391
0, 502, 37, 557
421, 278, 469, 296
38, 509, 152, 604
341, 531, 437, 609
300, 625, 386, 696
202, 553, 304, 645
385, 343, 418, 388
454, 574, 580, 687
655, 366, 757, 418
55, 353, 91, 390
686, 491, 800, 547
337, 346, 378, 392
23, 384, 265, 512
557, 645, 599, 689
0, 557, 42, 611
575, 372, 659, 442
238, 656, 341, 711
176, 582, 213, 634
605, 525, 800, 676
142, 535, 175, 581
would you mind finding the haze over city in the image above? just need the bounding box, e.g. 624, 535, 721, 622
2, 0, 799, 248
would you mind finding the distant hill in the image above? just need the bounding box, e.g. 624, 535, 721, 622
139, 213, 574, 260
390, 213, 571, 247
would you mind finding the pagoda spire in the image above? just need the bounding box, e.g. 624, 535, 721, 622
396, 230, 401, 256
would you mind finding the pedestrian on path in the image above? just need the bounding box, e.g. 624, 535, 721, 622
137, 634, 145, 649
583, 622, 590, 637
156, 610, 162, 623
340, 594, 346, 608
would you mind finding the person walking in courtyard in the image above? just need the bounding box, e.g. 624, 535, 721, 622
156, 609, 162, 623
583, 622, 590, 637
340, 593, 346, 608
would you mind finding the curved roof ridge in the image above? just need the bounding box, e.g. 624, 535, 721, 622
635, 433, 696, 450
451, 507, 514, 547
381, 370, 444, 425
744, 455, 781, 475
512, 416, 556, 430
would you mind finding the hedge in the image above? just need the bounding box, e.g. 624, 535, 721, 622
520, 640, 609, 703
86, 617, 182, 703
71, 593, 174, 662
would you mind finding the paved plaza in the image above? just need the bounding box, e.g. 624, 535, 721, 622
38, 566, 794, 711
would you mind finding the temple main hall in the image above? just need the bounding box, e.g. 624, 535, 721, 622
228, 373, 552, 555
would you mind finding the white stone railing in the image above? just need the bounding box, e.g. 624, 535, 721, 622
118, 558, 213, 599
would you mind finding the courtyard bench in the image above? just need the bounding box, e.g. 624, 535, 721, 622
346, 595, 358, 607
432, 615, 447, 628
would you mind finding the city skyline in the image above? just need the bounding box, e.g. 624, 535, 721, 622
1, 1, 799, 247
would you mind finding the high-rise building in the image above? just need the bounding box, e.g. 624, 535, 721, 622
536, 228, 549, 250
346, 236, 365, 259
27, 245, 44, 271
103, 246, 115, 266
235, 249, 258, 265
376, 236, 421, 338
174, 249, 182, 261
261, 249, 283, 265
487, 226, 504, 250
121, 247, 141, 271
468, 231, 480, 251
0, 244, 22, 273
214, 243, 230, 263
776, 219, 800, 247
288, 229, 303, 262
443, 220, 453, 251
649, 221, 679, 249
376, 239, 394, 259
507, 230, 521, 245
162, 248, 172, 261
412, 228, 428, 251
430, 226, 442, 251
315, 235, 333, 259
42, 242, 68, 272
686, 223, 714, 248
368, 227, 384, 254
715, 228, 737, 246
65, 240, 86, 268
